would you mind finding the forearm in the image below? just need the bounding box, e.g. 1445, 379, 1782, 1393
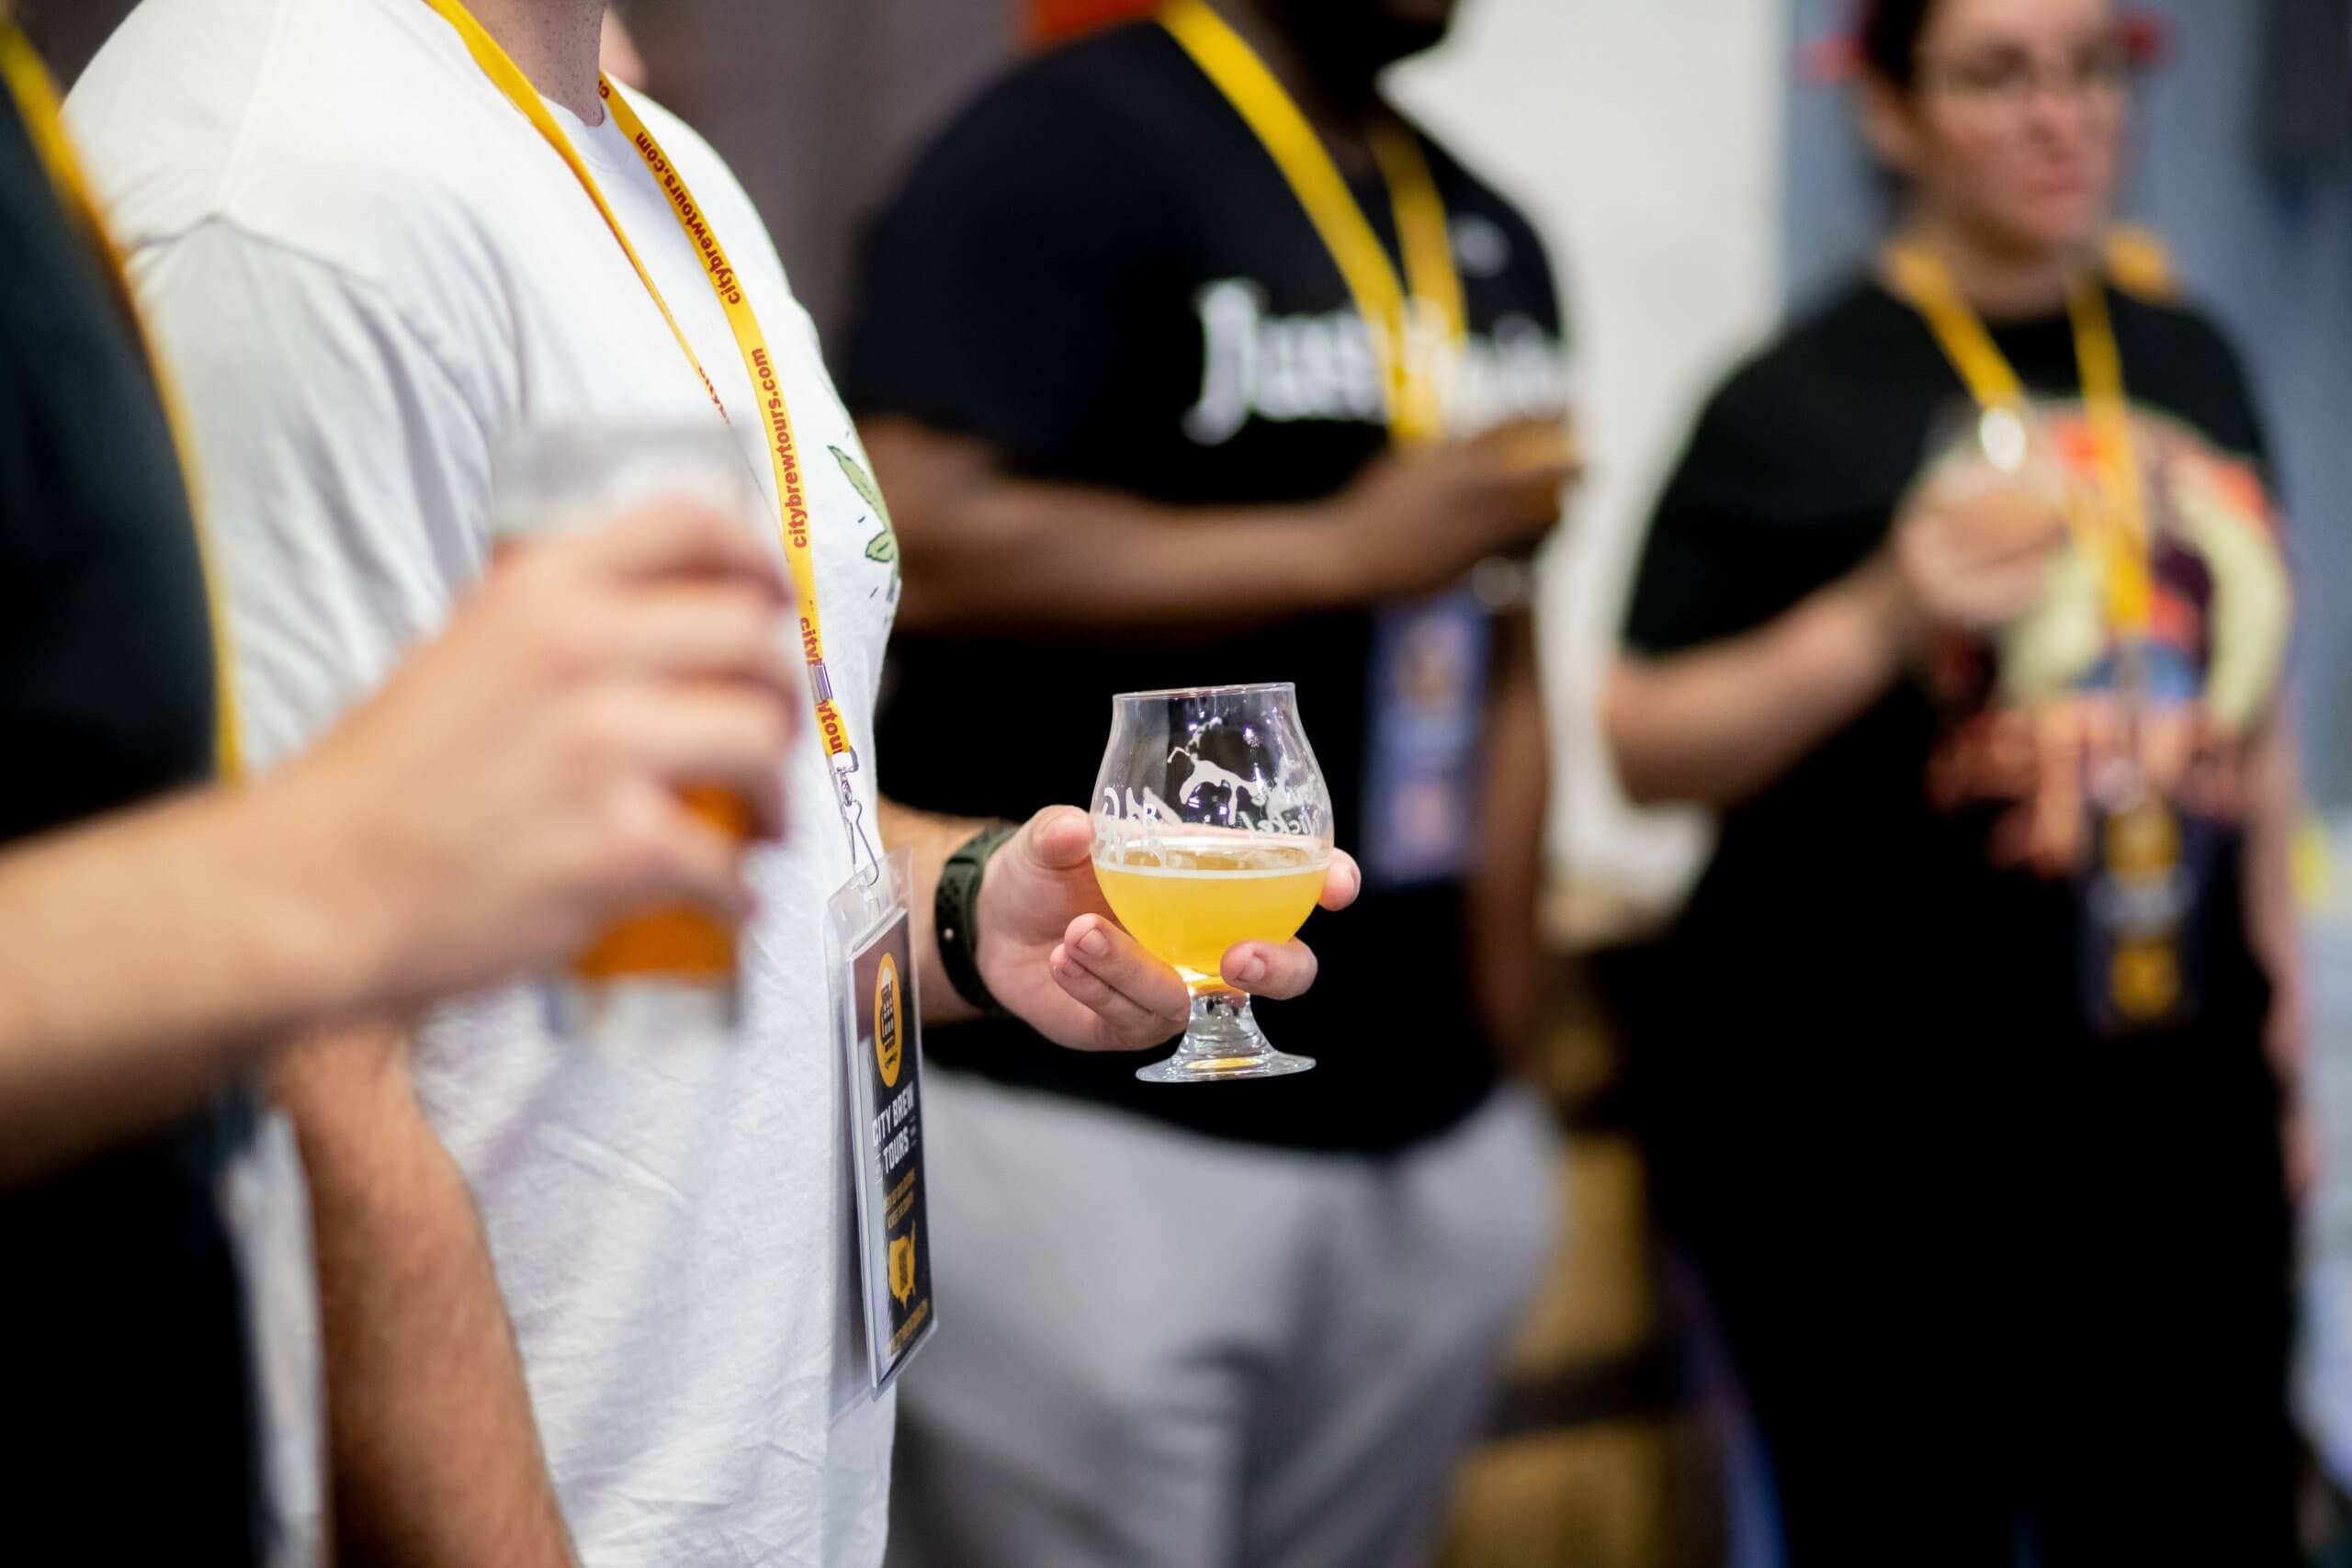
0, 780, 365, 1186
877, 797, 993, 1026
281, 1028, 574, 1568
2240, 716, 2304, 1073
1469, 615, 1549, 1061
862, 419, 1355, 636
1606, 557, 1911, 809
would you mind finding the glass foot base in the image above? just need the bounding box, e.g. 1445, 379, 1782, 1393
1136, 989, 1315, 1085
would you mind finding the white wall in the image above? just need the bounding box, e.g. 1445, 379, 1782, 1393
1389, 0, 1792, 919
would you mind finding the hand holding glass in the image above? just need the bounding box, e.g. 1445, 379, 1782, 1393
1091, 684, 1334, 1083
490, 423, 763, 1049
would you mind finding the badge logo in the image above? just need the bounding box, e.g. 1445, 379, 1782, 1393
888, 1226, 919, 1307
874, 953, 904, 1089
2111, 936, 2181, 1019
2106, 797, 2179, 886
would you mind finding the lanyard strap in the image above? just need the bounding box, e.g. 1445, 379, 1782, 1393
419, 0, 876, 878
1887, 243, 2153, 634
0, 19, 245, 781
1159, 0, 1463, 445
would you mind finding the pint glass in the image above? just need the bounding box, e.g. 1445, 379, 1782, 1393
491, 422, 762, 1048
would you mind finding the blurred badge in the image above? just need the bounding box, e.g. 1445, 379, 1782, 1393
2075, 792, 2214, 1036
825, 848, 936, 1396
1362, 587, 1492, 889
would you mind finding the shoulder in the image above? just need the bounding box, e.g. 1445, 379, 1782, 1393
1405, 129, 1564, 339
73, 0, 532, 321
957, 23, 1189, 141
1683, 278, 1912, 473
884, 24, 1190, 215
615, 85, 799, 301
2109, 288, 2251, 378
2107, 288, 2267, 457
1410, 130, 1554, 266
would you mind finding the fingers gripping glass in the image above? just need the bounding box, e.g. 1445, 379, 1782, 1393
1091, 684, 1334, 1084
490, 422, 763, 1049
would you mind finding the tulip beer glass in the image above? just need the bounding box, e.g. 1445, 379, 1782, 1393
1091, 683, 1334, 1083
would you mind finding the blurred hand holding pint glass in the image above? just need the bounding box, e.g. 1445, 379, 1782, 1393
491, 423, 764, 1049
1091, 683, 1334, 1084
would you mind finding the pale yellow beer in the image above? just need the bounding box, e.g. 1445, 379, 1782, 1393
1094, 836, 1329, 987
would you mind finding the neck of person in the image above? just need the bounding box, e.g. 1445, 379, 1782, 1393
1894, 208, 2100, 321
1207, 0, 1388, 166
461, 0, 608, 123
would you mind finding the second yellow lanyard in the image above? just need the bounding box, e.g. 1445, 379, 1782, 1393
1161, 0, 1464, 446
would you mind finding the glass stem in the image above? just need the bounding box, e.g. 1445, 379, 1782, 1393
1178, 988, 1270, 1063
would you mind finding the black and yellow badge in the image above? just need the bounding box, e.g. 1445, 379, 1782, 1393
2077, 790, 2209, 1036
827, 848, 936, 1393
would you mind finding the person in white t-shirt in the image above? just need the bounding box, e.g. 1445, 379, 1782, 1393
66, 2, 1357, 1565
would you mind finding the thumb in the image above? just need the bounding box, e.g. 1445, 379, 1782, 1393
1021, 805, 1096, 872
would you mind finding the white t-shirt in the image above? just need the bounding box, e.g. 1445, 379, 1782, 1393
71, 1, 899, 1563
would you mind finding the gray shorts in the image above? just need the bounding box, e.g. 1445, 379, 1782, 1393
886, 1071, 1559, 1568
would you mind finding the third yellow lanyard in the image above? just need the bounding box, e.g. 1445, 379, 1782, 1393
1888, 244, 2152, 636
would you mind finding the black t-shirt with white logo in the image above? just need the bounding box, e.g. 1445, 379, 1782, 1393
844, 21, 1570, 1154
0, 86, 264, 1562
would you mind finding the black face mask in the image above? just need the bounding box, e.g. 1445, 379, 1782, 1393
1262, 0, 1456, 91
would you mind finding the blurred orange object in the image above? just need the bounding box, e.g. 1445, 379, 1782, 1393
569, 785, 751, 985
1027, 0, 1159, 45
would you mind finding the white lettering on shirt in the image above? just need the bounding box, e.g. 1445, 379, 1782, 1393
1182, 276, 1571, 446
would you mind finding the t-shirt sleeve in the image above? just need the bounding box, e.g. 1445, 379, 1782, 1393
840, 76, 1170, 468
1622, 340, 1900, 658
2179, 306, 2278, 489
1623, 381, 1792, 656
130, 221, 492, 770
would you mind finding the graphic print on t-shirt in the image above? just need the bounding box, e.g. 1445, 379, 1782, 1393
1182, 279, 1567, 446
1923, 402, 2291, 878
831, 444, 902, 602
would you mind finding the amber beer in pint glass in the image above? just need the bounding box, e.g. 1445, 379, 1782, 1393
492, 423, 763, 1047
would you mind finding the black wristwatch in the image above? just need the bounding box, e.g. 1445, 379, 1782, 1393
936, 822, 1020, 1016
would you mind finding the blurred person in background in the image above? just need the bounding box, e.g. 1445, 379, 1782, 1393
65, 0, 1351, 1563
1607, 0, 2302, 1561
0, 12, 808, 1562
842, 1, 1576, 1563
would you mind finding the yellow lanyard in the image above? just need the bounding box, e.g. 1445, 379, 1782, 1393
1887, 243, 2153, 635
0, 19, 245, 781
1160, 0, 1464, 445
420, 0, 876, 871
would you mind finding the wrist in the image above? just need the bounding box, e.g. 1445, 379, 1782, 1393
238, 761, 398, 1025
1302, 495, 1379, 605
1846, 551, 1926, 674
937, 821, 1020, 1015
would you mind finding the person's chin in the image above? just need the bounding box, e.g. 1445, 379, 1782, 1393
2008, 196, 2110, 255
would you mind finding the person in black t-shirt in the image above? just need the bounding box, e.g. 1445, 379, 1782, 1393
1607, 0, 2301, 1561
0, 23, 811, 1560
842, 2, 1575, 1562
